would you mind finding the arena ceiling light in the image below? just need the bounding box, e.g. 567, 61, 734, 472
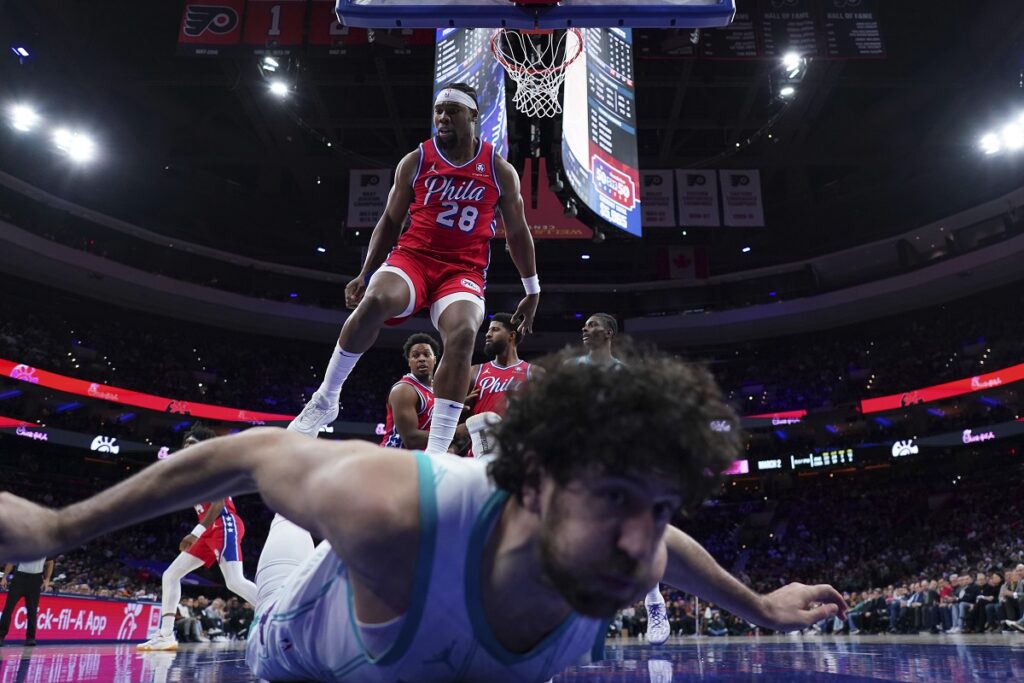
978, 112, 1024, 156
778, 85, 796, 100
7, 103, 41, 132
52, 128, 97, 163
261, 56, 280, 72
268, 80, 290, 98
782, 51, 805, 78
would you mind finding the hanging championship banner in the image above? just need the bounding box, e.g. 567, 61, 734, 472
176, 0, 245, 56
347, 169, 391, 229
639, 171, 676, 228
675, 169, 720, 227
243, 0, 308, 55
719, 169, 765, 227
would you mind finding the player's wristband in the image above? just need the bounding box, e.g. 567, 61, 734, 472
190, 524, 207, 538
521, 275, 541, 295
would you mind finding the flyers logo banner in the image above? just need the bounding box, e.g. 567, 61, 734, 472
183, 5, 239, 36
178, 0, 244, 55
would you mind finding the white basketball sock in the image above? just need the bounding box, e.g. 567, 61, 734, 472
645, 585, 665, 608
317, 345, 362, 402
426, 400, 464, 455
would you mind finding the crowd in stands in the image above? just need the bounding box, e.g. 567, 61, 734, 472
614, 457, 1024, 638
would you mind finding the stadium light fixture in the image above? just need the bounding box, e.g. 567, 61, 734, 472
7, 103, 40, 132
52, 128, 97, 163
1002, 123, 1024, 151
778, 85, 796, 99
979, 132, 1001, 155
262, 56, 280, 72
316, 246, 326, 253
741, 246, 752, 253
269, 80, 290, 98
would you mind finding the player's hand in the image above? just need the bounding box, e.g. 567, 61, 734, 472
757, 582, 848, 632
42, 580, 51, 592
179, 535, 198, 553
345, 276, 368, 310
463, 386, 480, 409
0, 577, 7, 590
512, 293, 539, 337
0, 492, 62, 562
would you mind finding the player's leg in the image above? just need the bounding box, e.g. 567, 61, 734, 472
216, 520, 258, 605
644, 585, 671, 644
219, 561, 258, 606
426, 296, 484, 455
254, 515, 315, 610
138, 552, 204, 650
290, 267, 418, 437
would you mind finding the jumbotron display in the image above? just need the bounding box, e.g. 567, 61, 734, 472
561, 27, 643, 236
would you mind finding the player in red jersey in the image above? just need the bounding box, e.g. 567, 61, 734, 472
456, 313, 534, 459
290, 83, 539, 457
380, 333, 439, 450
138, 425, 258, 651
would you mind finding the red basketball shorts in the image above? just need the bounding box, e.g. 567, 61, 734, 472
375, 247, 486, 327
186, 515, 245, 568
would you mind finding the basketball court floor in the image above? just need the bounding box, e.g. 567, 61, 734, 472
2, 636, 1021, 682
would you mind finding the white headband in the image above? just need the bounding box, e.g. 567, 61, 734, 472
434, 88, 478, 111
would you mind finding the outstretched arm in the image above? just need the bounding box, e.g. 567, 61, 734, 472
0, 428, 405, 567
662, 525, 847, 631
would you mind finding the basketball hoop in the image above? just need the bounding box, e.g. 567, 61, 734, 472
490, 27, 584, 118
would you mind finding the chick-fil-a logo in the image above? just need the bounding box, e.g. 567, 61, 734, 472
87, 383, 121, 401
970, 376, 1002, 390
962, 429, 995, 444
15, 426, 48, 441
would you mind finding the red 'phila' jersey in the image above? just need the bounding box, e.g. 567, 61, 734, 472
194, 497, 239, 529
380, 374, 435, 449
398, 137, 501, 273
471, 360, 532, 418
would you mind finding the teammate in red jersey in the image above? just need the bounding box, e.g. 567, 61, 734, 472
457, 312, 542, 459
138, 425, 258, 651
380, 333, 439, 450
290, 83, 539, 457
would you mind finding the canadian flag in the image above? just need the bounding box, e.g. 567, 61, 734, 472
657, 246, 708, 280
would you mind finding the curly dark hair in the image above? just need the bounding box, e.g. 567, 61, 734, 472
402, 333, 441, 360
489, 340, 743, 513
184, 423, 216, 443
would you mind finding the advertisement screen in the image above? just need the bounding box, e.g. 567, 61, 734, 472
0, 593, 160, 642
561, 28, 642, 236
1, 358, 292, 424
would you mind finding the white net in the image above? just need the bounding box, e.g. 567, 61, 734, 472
490, 28, 584, 118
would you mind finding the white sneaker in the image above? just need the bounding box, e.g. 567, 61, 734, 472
288, 391, 339, 437
645, 602, 671, 645
137, 633, 178, 651
466, 412, 501, 460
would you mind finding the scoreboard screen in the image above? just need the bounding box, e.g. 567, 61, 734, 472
561, 28, 642, 236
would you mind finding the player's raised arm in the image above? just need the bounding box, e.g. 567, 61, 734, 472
0, 428, 396, 564
661, 525, 848, 631
494, 155, 539, 336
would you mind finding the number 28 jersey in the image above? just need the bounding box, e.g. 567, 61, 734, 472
397, 136, 502, 273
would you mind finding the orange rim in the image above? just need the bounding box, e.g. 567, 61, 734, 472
490, 28, 584, 77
